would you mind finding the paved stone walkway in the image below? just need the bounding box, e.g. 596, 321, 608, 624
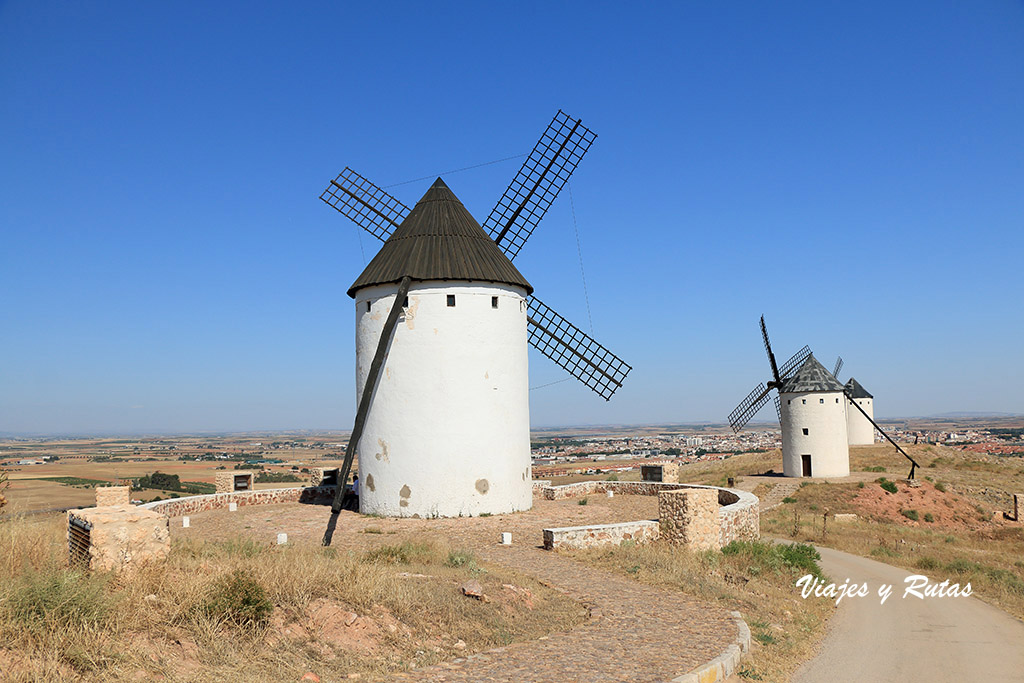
174, 496, 738, 682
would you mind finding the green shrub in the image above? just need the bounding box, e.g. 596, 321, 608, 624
578, 497, 589, 506
916, 557, 939, 571
6, 569, 115, 629
606, 474, 619, 481
923, 513, 934, 523
880, 481, 898, 494
857, 481, 866, 489
901, 509, 919, 521
934, 482, 947, 493
720, 540, 825, 581
782, 497, 797, 504
864, 466, 886, 472
204, 570, 272, 627
871, 546, 899, 558
445, 550, 476, 569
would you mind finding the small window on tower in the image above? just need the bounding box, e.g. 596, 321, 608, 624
447, 295, 456, 307
403, 296, 409, 307
803, 428, 809, 436
366, 301, 371, 312
820, 398, 824, 404
802, 399, 806, 405
836, 398, 840, 403
788, 400, 791, 405
492, 296, 499, 309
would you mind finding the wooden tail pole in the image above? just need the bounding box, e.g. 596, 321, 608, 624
845, 396, 920, 479
328, 276, 412, 519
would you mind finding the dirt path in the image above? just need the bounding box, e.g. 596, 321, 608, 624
792, 544, 1024, 683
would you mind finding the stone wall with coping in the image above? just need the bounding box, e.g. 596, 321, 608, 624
139, 486, 336, 517
543, 520, 659, 550
537, 481, 759, 550
531, 480, 551, 493
717, 488, 760, 546
95, 485, 130, 507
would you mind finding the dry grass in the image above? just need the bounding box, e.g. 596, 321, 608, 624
568, 540, 834, 682
0, 514, 586, 682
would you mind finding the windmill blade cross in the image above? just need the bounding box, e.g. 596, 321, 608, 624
320, 167, 410, 242
483, 110, 597, 261
778, 345, 812, 381
728, 383, 772, 433
833, 356, 844, 379
526, 296, 630, 401
760, 316, 781, 384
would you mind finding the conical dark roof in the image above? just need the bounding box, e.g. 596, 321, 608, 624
779, 354, 845, 393
347, 178, 532, 298
845, 377, 873, 399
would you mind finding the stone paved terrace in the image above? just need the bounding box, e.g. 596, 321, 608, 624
171, 495, 738, 682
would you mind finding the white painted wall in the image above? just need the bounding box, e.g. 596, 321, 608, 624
352, 281, 532, 517
846, 397, 875, 445
780, 391, 850, 478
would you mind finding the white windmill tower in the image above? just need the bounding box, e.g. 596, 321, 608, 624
777, 355, 849, 477
347, 178, 534, 517
318, 111, 632, 522
728, 317, 920, 479
843, 377, 876, 446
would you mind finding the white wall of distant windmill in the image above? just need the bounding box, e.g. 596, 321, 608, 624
780, 391, 850, 477
352, 281, 532, 517
846, 397, 875, 445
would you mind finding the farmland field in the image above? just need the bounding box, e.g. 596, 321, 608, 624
0, 433, 349, 513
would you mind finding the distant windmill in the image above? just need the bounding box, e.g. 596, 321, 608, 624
728, 317, 919, 479
319, 111, 631, 524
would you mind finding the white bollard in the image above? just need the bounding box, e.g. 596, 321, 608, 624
606, 490, 614, 498
277, 533, 288, 545
500, 532, 512, 546
182, 516, 190, 528
228, 502, 238, 512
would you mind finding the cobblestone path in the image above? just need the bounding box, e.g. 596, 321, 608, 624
175, 497, 739, 682
399, 542, 736, 682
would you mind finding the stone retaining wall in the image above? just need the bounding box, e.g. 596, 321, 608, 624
537, 481, 759, 551
139, 486, 336, 517
543, 520, 659, 550
716, 488, 760, 546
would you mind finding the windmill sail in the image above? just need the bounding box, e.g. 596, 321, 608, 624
526, 296, 630, 401
778, 345, 812, 381
483, 110, 597, 261
320, 167, 410, 242
728, 383, 772, 432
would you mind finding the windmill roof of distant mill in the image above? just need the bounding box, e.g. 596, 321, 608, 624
347, 178, 533, 298
845, 377, 873, 399
779, 354, 845, 393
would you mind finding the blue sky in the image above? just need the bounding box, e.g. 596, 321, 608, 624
2, 1, 1023, 434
